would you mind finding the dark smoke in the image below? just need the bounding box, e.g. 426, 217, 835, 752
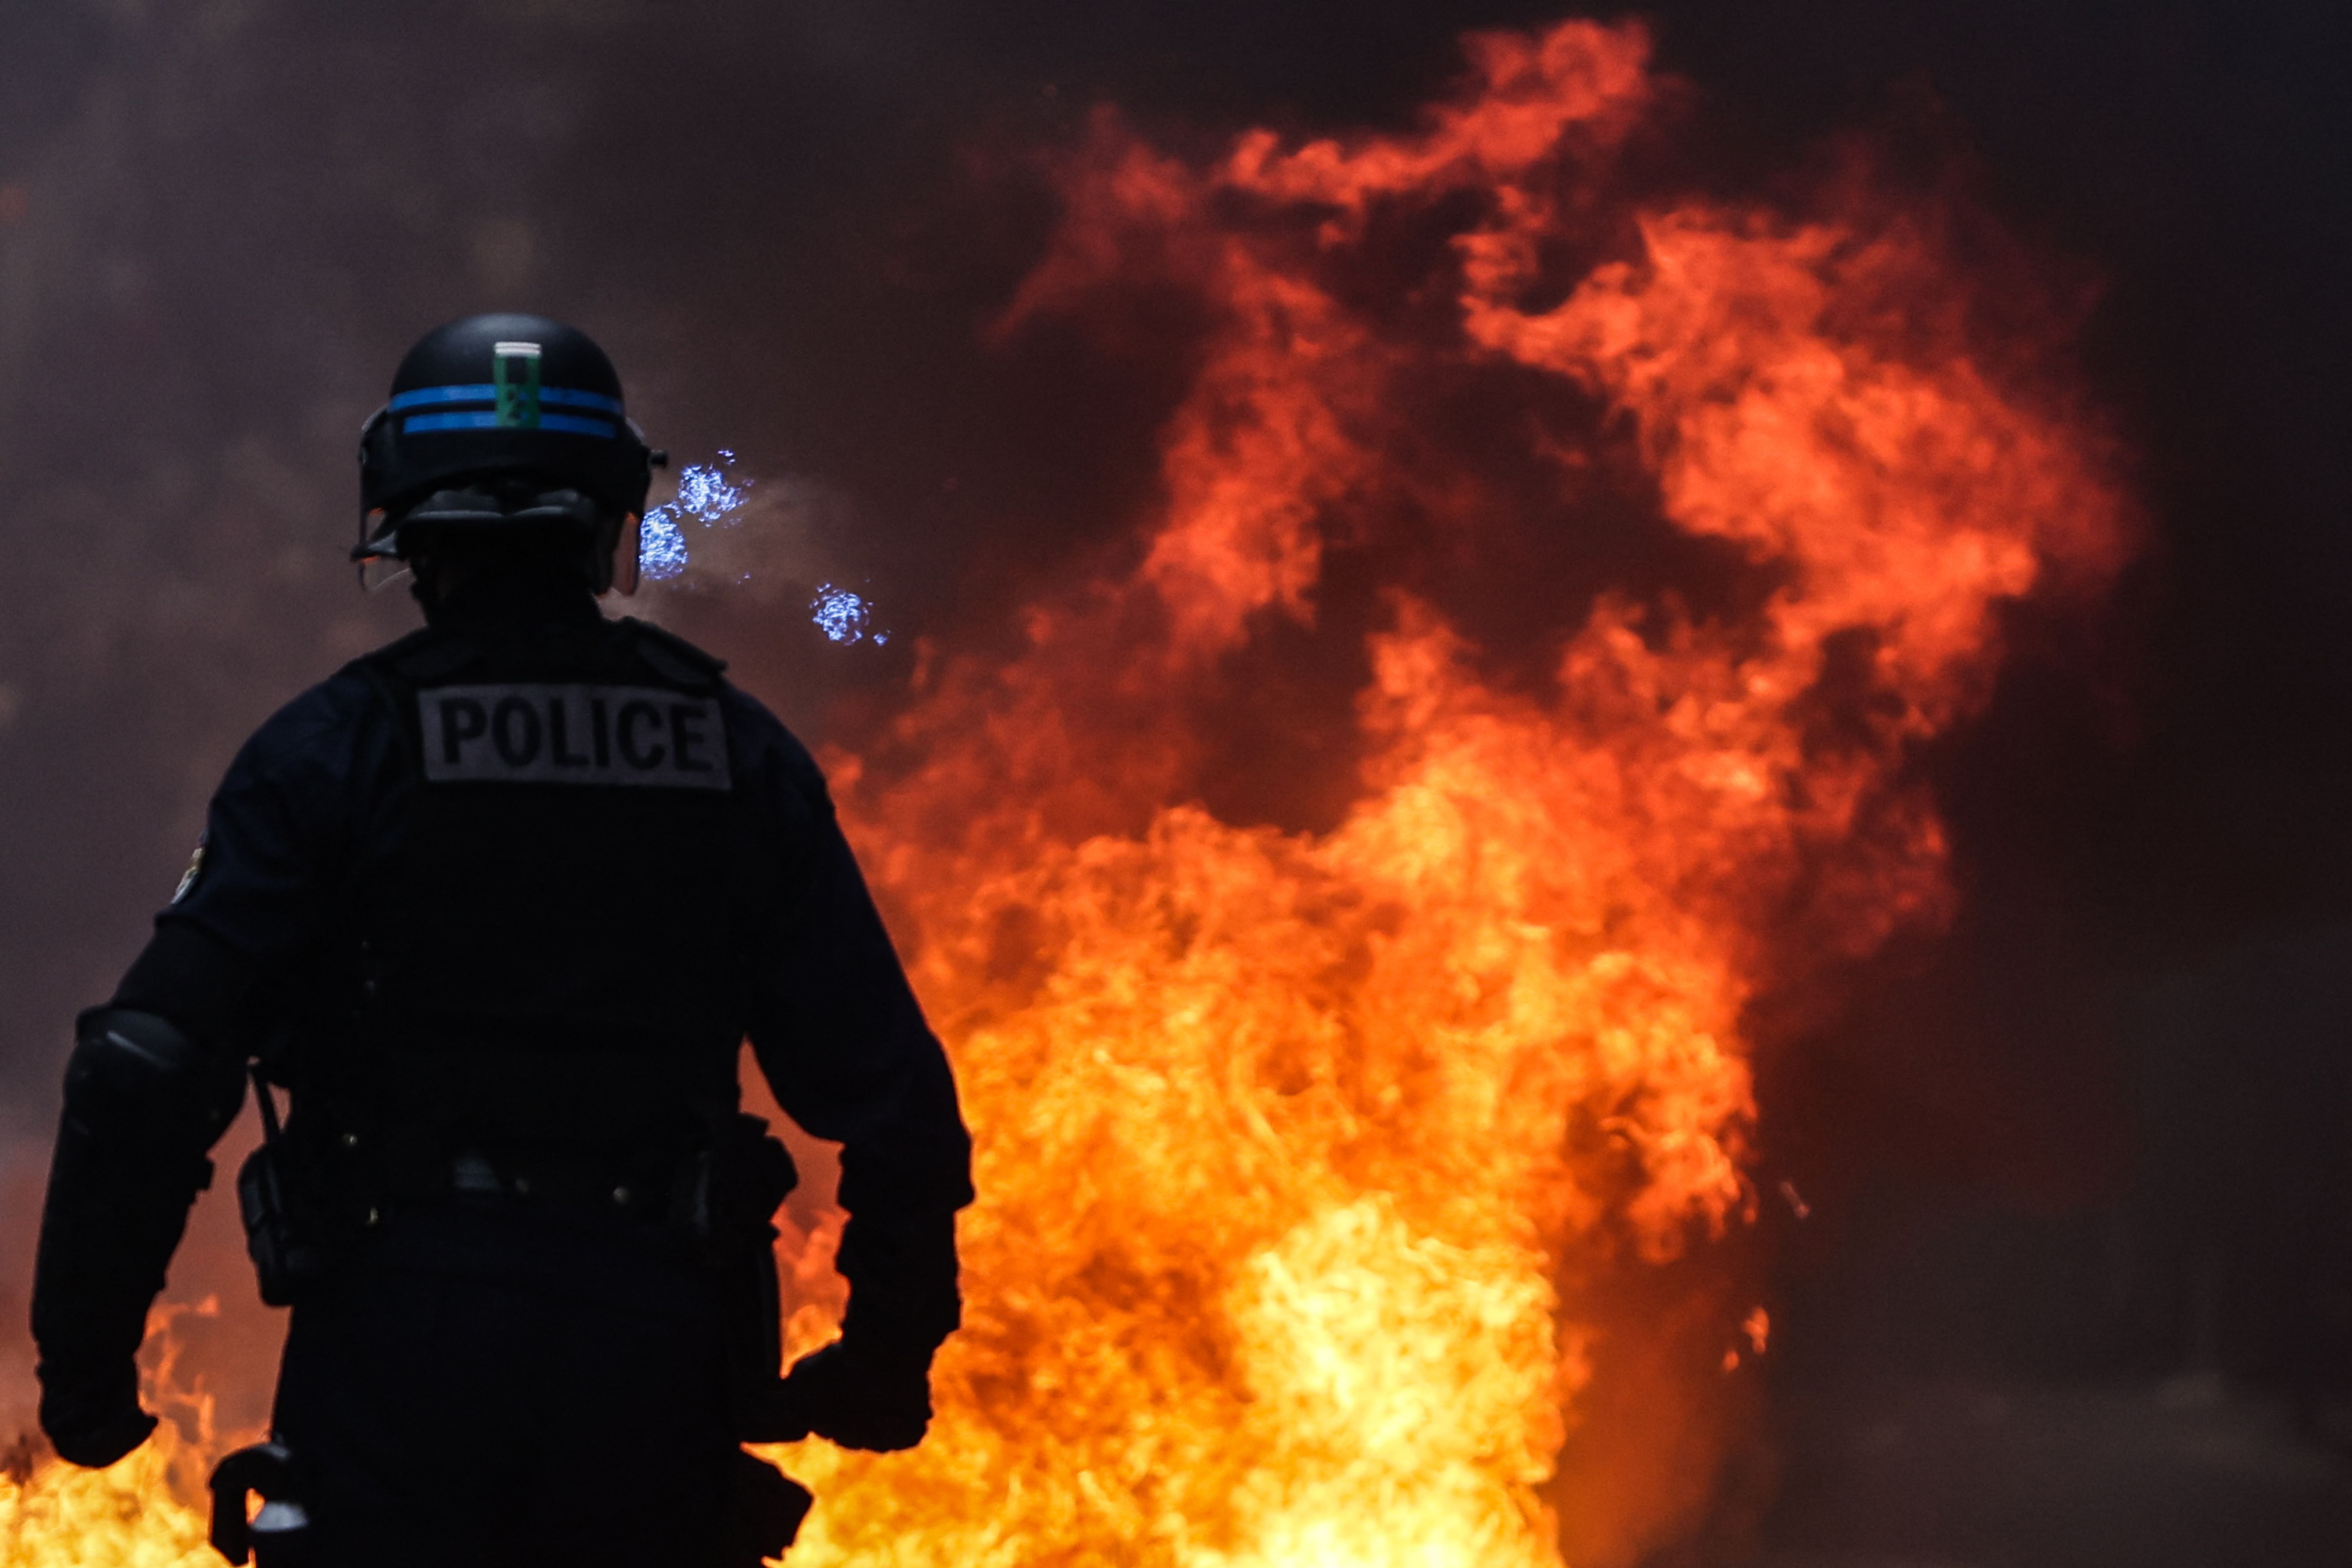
1, 0, 2347, 1557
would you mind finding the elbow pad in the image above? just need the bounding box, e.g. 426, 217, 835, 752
61, 1007, 246, 1151
34, 1009, 245, 1371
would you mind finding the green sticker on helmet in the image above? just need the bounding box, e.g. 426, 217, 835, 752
492, 341, 543, 428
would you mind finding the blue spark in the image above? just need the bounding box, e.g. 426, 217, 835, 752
638, 450, 752, 582
677, 450, 749, 522
811, 584, 873, 644
639, 510, 689, 581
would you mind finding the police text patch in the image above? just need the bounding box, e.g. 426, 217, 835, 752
418, 685, 731, 789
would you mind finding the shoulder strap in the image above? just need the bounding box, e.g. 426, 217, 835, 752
340, 626, 493, 771
338, 626, 484, 690
380, 628, 485, 684
250, 1064, 284, 1144
618, 617, 728, 692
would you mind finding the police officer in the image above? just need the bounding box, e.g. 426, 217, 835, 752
28, 314, 973, 1566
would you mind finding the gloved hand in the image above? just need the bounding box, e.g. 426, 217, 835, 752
773, 1337, 935, 1452
39, 1358, 157, 1469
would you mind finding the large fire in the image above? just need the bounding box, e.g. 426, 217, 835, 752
1, 16, 2125, 1567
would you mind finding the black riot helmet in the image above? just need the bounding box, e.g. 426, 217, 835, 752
355, 314, 665, 591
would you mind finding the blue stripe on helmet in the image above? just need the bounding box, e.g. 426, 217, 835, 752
538, 413, 619, 437
540, 388, 624, 414
389, 383, 624, 415
401, 410, 618, 438
388, 384, 497, 411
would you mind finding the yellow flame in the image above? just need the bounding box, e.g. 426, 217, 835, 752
0, 1430, 214, 1568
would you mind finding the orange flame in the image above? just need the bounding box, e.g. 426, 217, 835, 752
2, 16, 2127, 1566
0, 1436, 214, 1568
1, 1299, 244, 1566
773, 16, 2123, 1568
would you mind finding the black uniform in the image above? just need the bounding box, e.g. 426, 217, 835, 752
32, 575, 972, 1566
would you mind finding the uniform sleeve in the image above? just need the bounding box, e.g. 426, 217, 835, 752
113, 675, 382, 1051
32, 675, 381, 1458
736, 701, 974, 1356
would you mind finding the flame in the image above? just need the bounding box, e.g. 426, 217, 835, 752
1, 1300, 243, 1566
772, 16, 2122, 1568
3, 16, 2127, 1565
0, 1435, 215, 1568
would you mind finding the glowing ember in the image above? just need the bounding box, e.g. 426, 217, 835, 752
3, 16, 2127, 1566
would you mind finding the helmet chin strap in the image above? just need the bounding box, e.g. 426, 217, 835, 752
361, 553, 414, 594
355, 507, 406, 591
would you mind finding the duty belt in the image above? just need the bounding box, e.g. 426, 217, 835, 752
347, 1122, 710, 1233
435, 1144, 684, 1223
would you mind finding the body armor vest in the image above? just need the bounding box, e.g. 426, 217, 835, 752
273, 614, 777, 1241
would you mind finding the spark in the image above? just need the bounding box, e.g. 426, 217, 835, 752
638, 450, 751, 582
678, 449, 750, 522
639, 511, 689, 580
811, 583, 883, 644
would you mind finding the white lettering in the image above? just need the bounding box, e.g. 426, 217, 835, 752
417, 685, 731, 789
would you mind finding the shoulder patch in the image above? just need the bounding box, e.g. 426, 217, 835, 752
170, 834, 207, 904
417, 684, 732, 790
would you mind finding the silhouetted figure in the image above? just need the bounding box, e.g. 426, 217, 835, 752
31, 314, 972, 1566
